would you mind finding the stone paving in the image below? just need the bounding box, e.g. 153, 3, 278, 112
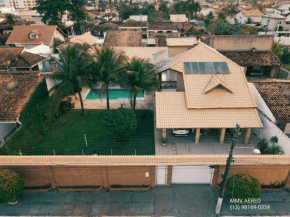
155, 128, 261, 155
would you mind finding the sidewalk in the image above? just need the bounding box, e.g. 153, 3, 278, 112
0, 185, 216, 217
212, 188, 290, 216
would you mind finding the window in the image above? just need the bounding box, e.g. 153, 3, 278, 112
30, 33, 38, 39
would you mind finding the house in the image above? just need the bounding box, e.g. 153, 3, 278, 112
103, 30, 142, 47
6, 25, 66, 48
92, 22, 119, 37
147, 22, 179, 46
18, 10, 43, 25
236, 9, 263, 24
261, 14, 290, 31
205, 35, 282, 78
170, 14, 188, 23
0, 73, 42, 141
56, 32, 99, 51
0, 47, 47, 71
166, 37, 198, 56
155, 42, 262, 144
118, 19, 147, 37
129, 15, 148, 22
252, 79, 290, 134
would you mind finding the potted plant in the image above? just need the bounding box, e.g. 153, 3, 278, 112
270, 136, 279, 146
161, 137, 167, 146
0, 170, 24, 204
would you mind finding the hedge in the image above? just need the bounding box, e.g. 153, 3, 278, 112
0, 79, 71, 155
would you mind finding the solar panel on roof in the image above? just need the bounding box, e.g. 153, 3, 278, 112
183, 62, 230, 74
184, 62, 192, 73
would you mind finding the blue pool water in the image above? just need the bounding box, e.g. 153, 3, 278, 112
85, 89, 145, 100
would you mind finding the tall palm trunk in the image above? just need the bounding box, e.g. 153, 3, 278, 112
133, 93, 137, 112
78, 91, 85, 116
106, 86, 110, 110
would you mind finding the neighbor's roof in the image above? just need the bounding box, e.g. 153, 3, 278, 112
148, 22, 178, 30
252, 79, 290, 123
241, 9, 263, 17
119, 19, 147, 28
114, 47, 168, 63
103, 30, 142, 47
0, 47, 24, 69
166, 37, 198, 46
9, 52, 46, 68
156, 92, 262, 129
6, 25, 64, 45
0, 73, 43, 122
57, 32, 99, 50
220, 51, 282, 67
262, 14, 286, 19
169, 43, 258, 109
170, 14, 188, 22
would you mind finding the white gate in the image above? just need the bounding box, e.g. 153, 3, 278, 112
172, 166, 213, 184
156, 166, 167, 185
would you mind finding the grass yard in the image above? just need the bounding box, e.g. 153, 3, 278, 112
31, 110, 155, 155
283, 64, 290, 71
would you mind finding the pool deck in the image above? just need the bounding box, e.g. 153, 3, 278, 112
74, 87, 155, 110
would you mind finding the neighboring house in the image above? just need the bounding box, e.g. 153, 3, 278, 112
18, 10, 43, 25
129, 15, 148, 22
103, 30, 142, 47
92, 22, 119, 37
236, 9, 263, 24
205, 35, 282, 78
264, 8, 282, 15
0, 73, 42, 141
166, 37, 198, 56
198, 7, 216, 17
252, 79, 290, 134
56, 32, 99, 51
155, 42, 262, 144
26, 43, 53, 55
0, 47, 47, 71
170, 14, 188, 23
261, 14, 290, 31
6, 25, 66, 48
147, 22, 179, 46
118, 19, 147, 37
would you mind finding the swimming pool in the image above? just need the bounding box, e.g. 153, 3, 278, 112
85, 89, 145, 100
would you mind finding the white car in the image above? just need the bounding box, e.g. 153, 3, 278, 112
172, 129, 189, 136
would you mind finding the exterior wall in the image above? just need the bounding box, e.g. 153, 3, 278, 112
205, 35, 274, 51
0, 165, 156, 192
212, 165, 290, 188
50, 30, 65, 47
176, 72, 185, 91
0, 123, 17, 140
3, 0, 25, 9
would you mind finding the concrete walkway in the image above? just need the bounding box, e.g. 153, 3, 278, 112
0, 185, 216, 217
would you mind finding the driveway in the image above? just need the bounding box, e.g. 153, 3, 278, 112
0, 185, 216, 217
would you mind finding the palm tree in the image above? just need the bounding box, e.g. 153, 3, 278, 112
118, 57, 157, 112
5, 14, 15, 28
53, 44, 92, 116
92, 46, 127, 110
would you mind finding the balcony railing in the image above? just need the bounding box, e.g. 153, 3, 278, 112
159, 81, 176, 89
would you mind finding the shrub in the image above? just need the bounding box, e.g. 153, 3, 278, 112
257, 138, 268, 153
226, 174, 261, 200
267, 145, 281, 155
105, 108, 137, 138
270, 136, 279, 145
0, 170, 24, 203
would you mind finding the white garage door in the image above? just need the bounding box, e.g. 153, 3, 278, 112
172, 166, 213, 184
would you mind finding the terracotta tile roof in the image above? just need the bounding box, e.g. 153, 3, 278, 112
0, 47, 24, 69
9, 52, 46, 68
241, 9, 263, 17
6, 25, 62, 45
0, 155, 288, 166
220, 51, 281, 67
170, 43, 258, 109
252, 79, 290, 123
156, 92, 262, 129
119, 19, 147, 28
148, 22, 178, 30
0, 73, 42, 122
103, 30, 142, 47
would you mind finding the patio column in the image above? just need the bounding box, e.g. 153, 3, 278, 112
162, 129, 166, 138
195, 128, 200, 143
220, 128, 226, 144
245, 128, 251, 144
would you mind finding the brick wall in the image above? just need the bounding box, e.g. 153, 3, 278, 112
0, 165, 156, 192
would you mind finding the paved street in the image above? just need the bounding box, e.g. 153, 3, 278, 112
0, 185, 216, 217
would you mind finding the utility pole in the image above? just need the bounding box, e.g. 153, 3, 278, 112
215, 123, 241, 215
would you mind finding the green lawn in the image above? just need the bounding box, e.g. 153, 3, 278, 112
283, 64, 290, 71
31, 110, 155, 155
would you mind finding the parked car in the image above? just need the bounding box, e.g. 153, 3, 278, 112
172, 129, 189, 136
